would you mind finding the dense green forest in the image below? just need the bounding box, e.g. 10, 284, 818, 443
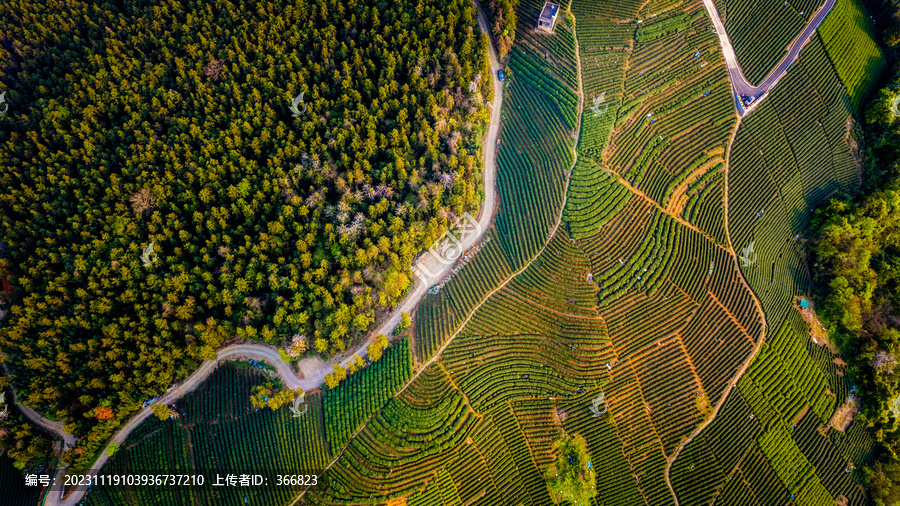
0, 0, 491, 470
812, 71, 900, 505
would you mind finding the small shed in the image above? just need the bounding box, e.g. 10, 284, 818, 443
537, 2, 560, 33
799, 298, 810, 309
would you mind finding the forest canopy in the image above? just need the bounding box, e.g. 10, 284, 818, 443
0, 0, 492, 468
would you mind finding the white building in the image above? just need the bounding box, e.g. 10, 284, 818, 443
537, 2, 560, 33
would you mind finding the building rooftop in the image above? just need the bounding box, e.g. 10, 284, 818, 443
539, 2, 560, 21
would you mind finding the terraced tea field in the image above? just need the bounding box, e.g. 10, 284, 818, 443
603, 2, 736, 245
817, 0, 885, 113
0, 455, 43, 506
413, 0, 580, 362
83, 362, 334, 506
66, 0, 886, 504
669, 4, 882, 504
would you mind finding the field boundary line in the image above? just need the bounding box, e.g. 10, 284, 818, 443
604, 168, 731, 251
706, 290, 757, 346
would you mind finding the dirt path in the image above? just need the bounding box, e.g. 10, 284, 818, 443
605, 168, 730, 250
663, 118, 769, 505
702, 0, 835, 112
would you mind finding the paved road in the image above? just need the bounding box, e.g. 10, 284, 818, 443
11, 393, 77, 449
34, 8, 505, 506
702, 0, 835, 112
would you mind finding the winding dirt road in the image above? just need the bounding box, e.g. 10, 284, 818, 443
37, 345, 303, 506
31, 7, 505, 506
702, 0, 835, 112
364, 1, 502, 349
13, 402, 76, 448
290, 10, 585, 504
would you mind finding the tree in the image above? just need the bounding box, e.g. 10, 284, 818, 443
397, 312, 412, 332
487, 0, 520, 59
151, 404, 170, 421
202, 59, 224, 81
0, 387, 53, 470
199, 345, 217, 361
266, 389, 295, 410
367, 342, 383, 362
813, 73, 900, 496
367, 334, 389, 362
287, 334, 308, 357
250, 382, 297, 410
93, 407, 115, 421
0, 0, 491, 471
866, 88, 900, 126
884, 24, 900, 47
544, 432, 596, 506
106, 444, 120, 457
872, 351, 898, 374
129, 189, 156, 215
864, 460, 900, 506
